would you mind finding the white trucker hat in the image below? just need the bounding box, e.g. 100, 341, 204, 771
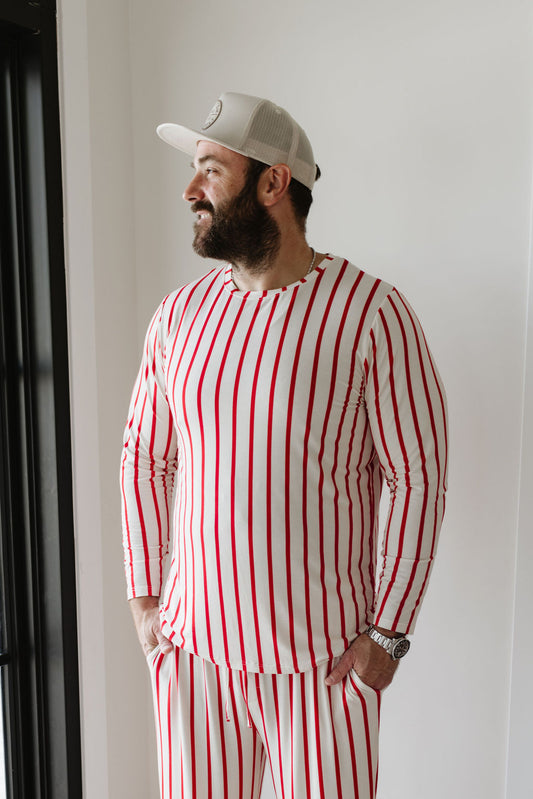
156, 92, 317, 190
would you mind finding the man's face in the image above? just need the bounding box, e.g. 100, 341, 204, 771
184, 141, 280, 270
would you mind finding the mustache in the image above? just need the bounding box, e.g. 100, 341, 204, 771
191, 200, 214, 215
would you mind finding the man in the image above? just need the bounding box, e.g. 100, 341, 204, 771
121, 92, 448, 799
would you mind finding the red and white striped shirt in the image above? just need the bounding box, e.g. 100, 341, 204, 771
121, 255, 448, 674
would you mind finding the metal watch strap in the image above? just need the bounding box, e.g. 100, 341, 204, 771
364, 624, 410, 660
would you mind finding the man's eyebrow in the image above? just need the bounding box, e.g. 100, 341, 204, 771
190, 154, 225, 169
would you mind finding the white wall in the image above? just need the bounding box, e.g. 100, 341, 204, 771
59, 1, 533, 797
506, 181, 533, 798
58, 1, 156, 797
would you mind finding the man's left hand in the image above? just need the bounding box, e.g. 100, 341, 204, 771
325, 628, 400, 690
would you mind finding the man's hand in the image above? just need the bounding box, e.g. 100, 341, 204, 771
325, 627, 400, 690
129, 596, 174, 657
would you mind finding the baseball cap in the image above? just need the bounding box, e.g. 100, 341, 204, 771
156, 92, 317, 190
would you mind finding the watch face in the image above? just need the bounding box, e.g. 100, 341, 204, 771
392, 638, 410, 659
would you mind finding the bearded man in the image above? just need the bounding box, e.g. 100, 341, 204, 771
121, 92, 448, 799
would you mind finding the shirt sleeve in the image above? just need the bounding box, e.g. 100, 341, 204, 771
120, 301, 178, 599
364, 288, 448, 635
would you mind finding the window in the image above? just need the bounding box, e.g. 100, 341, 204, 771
0, 2, 82, 796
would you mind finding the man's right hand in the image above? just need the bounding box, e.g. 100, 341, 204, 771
129, 596, 174, 656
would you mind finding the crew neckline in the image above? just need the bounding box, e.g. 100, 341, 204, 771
222, 256, 332, 299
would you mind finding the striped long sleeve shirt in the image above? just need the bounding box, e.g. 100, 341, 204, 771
121, 255, 448, 674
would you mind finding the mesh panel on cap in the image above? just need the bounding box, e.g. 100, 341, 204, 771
296, 135, 313, 167
246, 104, 294, 157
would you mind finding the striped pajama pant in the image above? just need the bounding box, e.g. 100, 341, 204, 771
148, 645, 381, 799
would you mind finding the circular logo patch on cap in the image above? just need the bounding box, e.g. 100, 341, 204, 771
202, 100, 222, 130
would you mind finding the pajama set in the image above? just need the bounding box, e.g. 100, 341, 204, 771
121, 255, 448, 798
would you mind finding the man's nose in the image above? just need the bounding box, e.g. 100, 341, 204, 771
183, 174, 204, 203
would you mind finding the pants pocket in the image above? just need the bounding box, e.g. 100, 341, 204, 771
146, 643, 162, 666
346, 667, 381, 700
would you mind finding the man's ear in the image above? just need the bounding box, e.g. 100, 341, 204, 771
258, 164, 292, 207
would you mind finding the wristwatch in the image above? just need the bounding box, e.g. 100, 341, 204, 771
364, 624, 410, 660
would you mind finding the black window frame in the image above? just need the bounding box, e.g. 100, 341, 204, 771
0, 0, 82, 796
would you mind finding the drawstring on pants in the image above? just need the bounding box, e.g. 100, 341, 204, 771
223, 666, 231, 722
235, 670, 252, 728
221, 665, 252, 728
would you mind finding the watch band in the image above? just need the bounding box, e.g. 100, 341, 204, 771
364, 624, 410, 660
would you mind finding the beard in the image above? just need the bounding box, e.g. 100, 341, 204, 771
191, 171, 281, 273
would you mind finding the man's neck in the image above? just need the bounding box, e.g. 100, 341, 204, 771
230, 236, 325, 292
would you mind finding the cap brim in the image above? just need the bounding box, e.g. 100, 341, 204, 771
156, 122, 249, 163
156, 123, 204, 157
